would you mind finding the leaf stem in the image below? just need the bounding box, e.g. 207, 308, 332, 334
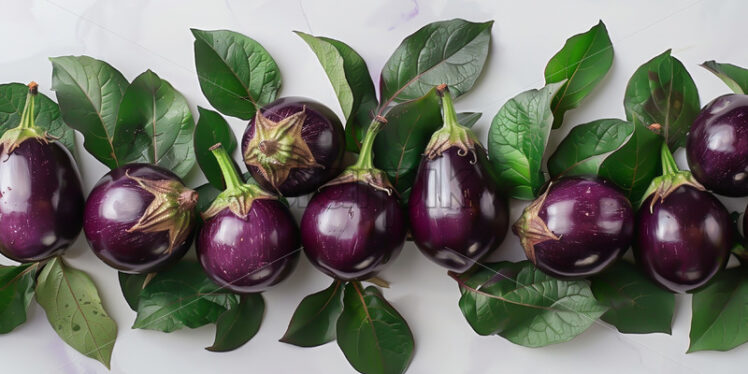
660, 142, 680, 176
210, 143, 243, 191
352, 116, 386, 170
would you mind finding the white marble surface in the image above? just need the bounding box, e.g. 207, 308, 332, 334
1, 0, 747, 373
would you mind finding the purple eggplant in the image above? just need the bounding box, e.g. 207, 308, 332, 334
409, 85, 508, 273
301, 116, 406, 281
0, 82, 84, 262
197, 144, 300, 293
687, 94, 748, 197
242, 97, 345, 197
513, 176, 634, 279
84, 164, 197, 274
635, 143, 733, 292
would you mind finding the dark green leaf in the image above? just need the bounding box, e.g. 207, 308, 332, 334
280, 280, 344, 347
337, 283, 414, 374
192, 29, 281, 120
454, 261, 608, 347
295, 32, 378, 152
701, 60, 748, 94
132, 260, 238, 332
207, 293, 265, 352
35, 258, 117, 369
487, 82, 564, 200
689, 268, 748, 352
50, 55, 129, 169
194, 107, 238, 189
115, 70, 195, 177
624, 49, 700, 150
0, 263, 37, 334
0, 83, 77, 156
545, 20, 613, 129
457, 112, 482, 128
380, 19, 493, 104
590, 261, 674, 334
118, 272, 148, 311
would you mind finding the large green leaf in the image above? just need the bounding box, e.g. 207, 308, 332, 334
115, 70, 195, 177
50, 55, 129, 169
380, 19, 492, 104
590, 261, 674, 334
337, 283, 414, 374
192, 29, 281, 120
454, 261, 608, 347
194, 107, 238, 189
0, 83, 76, 156
545, 21, 613, 129
689, 268, 748, 352
547, 118, 662, 202
35, 258, 117, 369
132, 260, 238, 332
487, 82, 564, 200
281, 280, 344, 347
295, 32, 378, 152
0, 263, 37, 334
701, 60, 748, 94
624, 49, 700, 150
207, 293, 265, 352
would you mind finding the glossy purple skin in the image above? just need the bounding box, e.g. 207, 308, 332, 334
687, 94, 748, 197
635, 185, 732, 293
0, 140, 84, 262
409, 147, 509, 272
242, 97, 345, 197
301, 182, 407, 281
197, 199, 300, 293
523, 177, 634, 279
84, 164, 194, 274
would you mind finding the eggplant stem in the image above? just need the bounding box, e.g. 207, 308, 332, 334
352, 116, 386, 170
660, 142, 680, 176
210, 143, 243, 191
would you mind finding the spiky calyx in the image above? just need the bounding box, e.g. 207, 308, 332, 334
0, 82, 49, 154
637, 142, 705, 211
513, 185, 560, 264
424, 84, 481, 160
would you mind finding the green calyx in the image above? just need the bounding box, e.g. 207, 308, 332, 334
637, 142, 705, 211
513, 184, 560, 264
424, 84, 481, 160
0, 82, 48, 154
205, 143, 276, 220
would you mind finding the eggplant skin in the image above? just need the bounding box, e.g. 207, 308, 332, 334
409, 147, 509, 272
301, 182, 407, 281
0, 140, 84, 262
197, 199, 300, 294
687, 94, 748, 197
84, 164, 193, 274
635, 185, 732, 293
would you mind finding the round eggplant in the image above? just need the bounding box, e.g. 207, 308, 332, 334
242, 97, 345, 197
84, 164, 197, 274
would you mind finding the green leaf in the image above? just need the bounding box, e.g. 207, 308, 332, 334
35, 258, 117, 369
380, 19, 493, 104
0, 83, 77, 156
50, 55, 129, 169
337, 283, 414, 374
207, 293, 265, 352
295, 32, 378, 153
689, 268, 748, 352
545, 20, 613, 129
624, 49, 700, 150
0, 263, 37, 334
115, 70, 195, 177
701, 60, 748, 94
454, 261, 608, 347
194, 107, 238, 189
192, 29, 281, 120
118, 272, 148, 311
280, 280, 344, 347
590, 261, 674, 334
487, 82, 564, 200
132, 260, 238, 332
457, 112, 482, 128
547, 118, 663, 202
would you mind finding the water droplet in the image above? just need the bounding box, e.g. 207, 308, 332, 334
92, 310, 98, 315
72, 324, 81, 332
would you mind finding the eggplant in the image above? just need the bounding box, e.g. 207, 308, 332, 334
84, 164, 197, 273
0, 82, 84, 262
687, 94, 748, 197
513, 176, 634, 279
301, 116, 406, 281
242, 97, 345, 197
408, 85, 509, 273
197, 144, 300, 293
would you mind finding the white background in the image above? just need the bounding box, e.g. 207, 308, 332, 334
1, 0, 747, 373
